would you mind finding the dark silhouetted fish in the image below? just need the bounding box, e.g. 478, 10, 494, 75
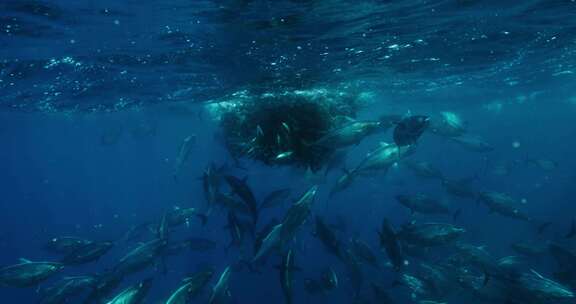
378, 219, 404, 271
276, 249, 298, 304
60, 241, 114, 265
396, 194, 451, 215
225, 175, 258, 225
393, 115, 430, 146
314, 216, 343, 260
173, 135, 197, 181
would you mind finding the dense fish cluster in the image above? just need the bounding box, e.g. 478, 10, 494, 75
1, 90, 572, 304
2, 0, 575, 303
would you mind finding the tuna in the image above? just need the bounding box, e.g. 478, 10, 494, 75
393, 115, 430, 146
398, 223, 465, 247
208, 266, 232, 304
165, 269, 213, 304
396, 194, 451, 215
0, 259, 63, 287
105, 279, 152, 304
314, 120, 383, 149
61, 241, 114, 265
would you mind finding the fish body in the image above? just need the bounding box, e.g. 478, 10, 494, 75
0, 260, 63, 287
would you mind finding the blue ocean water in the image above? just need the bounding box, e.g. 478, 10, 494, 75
1, 1, 576, 303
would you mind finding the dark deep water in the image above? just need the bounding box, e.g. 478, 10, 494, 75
1, 1, 576, 303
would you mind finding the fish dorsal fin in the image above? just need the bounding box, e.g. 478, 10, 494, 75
19, 258, 32, 264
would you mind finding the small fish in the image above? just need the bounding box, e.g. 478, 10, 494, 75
275, 151, 294, 162
173, 135, 197, 181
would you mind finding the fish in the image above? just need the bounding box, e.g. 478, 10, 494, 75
105, 278, 152, 304
252, 223, 283, 262
165, 269, 214, 304
84, 271, 124, 304
321, 267, 338, 290
351, 238, 380, 269
377, 219, 404, 271
313, 120, 383, 149
60, 241, 114, 265
398, 222, 465, 247
253, 218, 280, 259
164, 238, 217, 256
208, 266, 232, 304
393, 115, 430, 146
403, 160, 444, 180
224, 175, 259, 225
314, 216, 343, 260
120, 223, 154, 243
201, 163, 226, 213
329, 168, 358, 197
44, 237, 92, 255
341, 249, 364, 300
441, 176, 478, 199
185, 237, 217, 251
449, 135, 494, 152
512, 270, 575, 301
279, 186, 318, 246
396, 194, 451, 215
276, 249, 298, 304
173, 135, 197, 181
510, 242, 547, 258
525, 158, 558, 170
113, 239, 167, 276
0, 259, 63, 287
429, 111, 467, 137
355, 142, 414, 173
478, 191, 532, 222
39, 276, 97, 304
225, 212, 246, 251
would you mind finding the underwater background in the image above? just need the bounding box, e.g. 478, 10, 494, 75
1, 1, 576, 303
